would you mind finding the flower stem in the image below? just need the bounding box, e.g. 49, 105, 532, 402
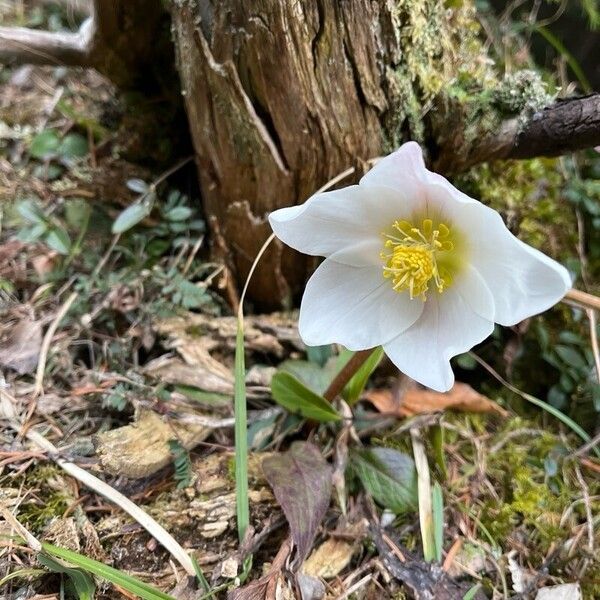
323, 348, 376, 402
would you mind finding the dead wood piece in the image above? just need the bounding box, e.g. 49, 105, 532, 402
0, 0, 168, 88
94, 409, 210, 479
0, 20, 93, 68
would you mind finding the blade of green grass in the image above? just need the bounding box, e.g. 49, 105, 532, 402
471, 352, 600, 459
191, 555, 213, 597
462, 584, 482, 600
234, 316, 250, 542
41, 543, 177, 600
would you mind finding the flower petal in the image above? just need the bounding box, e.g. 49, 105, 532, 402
360, 141, 428, 192
298, 258, 424, 349
269, 184, 423, 265
383, 266, 495, 391
425, 182, 571, 325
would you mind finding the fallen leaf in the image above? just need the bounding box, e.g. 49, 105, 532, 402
0, 311, 42, 374
296, 573, 325, 600
535, 583, 582, 600
365, 382, 508, 417
262, 442, 332, 568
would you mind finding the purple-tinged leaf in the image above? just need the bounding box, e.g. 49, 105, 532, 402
262, 442, 332, 568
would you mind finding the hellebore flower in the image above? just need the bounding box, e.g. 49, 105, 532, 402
269, 142, 571, 391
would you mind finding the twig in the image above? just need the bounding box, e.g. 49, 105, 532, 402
573, 463, 594, 554
33, 291, 78, 398
0, 390, 196, 576
562, 288, 600, 312
0, 506, 42, 553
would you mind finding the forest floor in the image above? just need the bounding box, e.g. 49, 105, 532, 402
0, 3, 599, 600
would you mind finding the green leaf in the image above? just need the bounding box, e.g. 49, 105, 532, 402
271, 371, 341, 422
112, 197, 154, 234
16, 199, 46, 224
430, 425, 447, 479
166, 206, 193, 221
45, 227, 71, 255
17, 223, 47, 243
168, 439, 192, 489
65, 199, 92, 229
57, 133, 88, 159
173, 386, 231, 407
127, 178, 149, 193
462, 584, 482, 600
555, 345, 588, 371
343, 347, 384, 404
38, 554, 95, 600
350, 447, 418, 514
305, 344, 333, 367
279, 359, 336, 395
30, 130, 60, 159
41, 543, 177, 600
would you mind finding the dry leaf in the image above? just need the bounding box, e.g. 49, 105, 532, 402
262, 442, 332, 569
0, 311, 42, 374
365, 382, 508, 417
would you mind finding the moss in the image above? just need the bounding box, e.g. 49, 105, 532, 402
18, 465, 70, 532
455, 158, 578, 260
479, 426, 580, 559
383, 1, 554, 155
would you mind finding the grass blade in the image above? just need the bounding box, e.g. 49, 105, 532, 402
471, 352, 600, 458
41, 543, 177, 600
234, 317, 250, 542
411, 428, 435, 562
432, 482, 444, 563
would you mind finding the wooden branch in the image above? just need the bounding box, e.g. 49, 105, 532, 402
436, 94, 600, 173
0, 19, 94, 67
0, 0, 167, 88
510, 94, 600, 159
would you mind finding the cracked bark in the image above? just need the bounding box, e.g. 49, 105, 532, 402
171, 0, 392, 307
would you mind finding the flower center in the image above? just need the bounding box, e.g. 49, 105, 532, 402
381, 218, 454, 300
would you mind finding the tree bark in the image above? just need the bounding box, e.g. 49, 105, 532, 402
171, 0, 397, 307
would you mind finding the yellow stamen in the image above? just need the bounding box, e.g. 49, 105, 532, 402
381, 218, 454, 300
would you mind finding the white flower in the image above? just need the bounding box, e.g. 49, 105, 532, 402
269, 142, 571, 392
